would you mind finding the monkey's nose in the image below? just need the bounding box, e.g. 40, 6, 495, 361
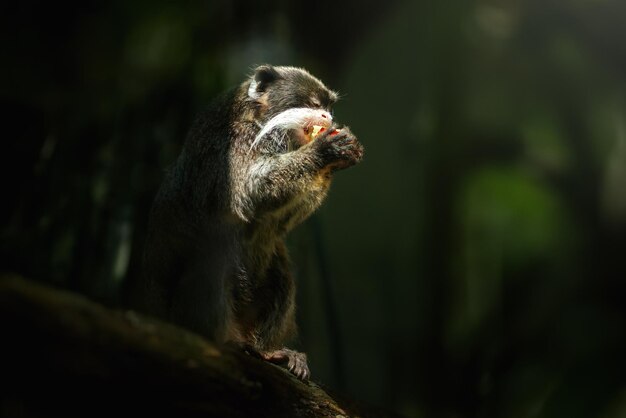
320, 111, 332, 121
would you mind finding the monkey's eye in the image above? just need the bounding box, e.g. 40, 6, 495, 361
309, 98, 322, 108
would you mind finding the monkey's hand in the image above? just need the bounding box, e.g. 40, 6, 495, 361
314, 125, 364, 171
261, 348, 310, 380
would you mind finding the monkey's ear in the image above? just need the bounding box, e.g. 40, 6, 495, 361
248, 65, 281, 99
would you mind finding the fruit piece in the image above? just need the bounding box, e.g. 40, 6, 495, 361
308, 125, 341, 142
310, 125, 325, 140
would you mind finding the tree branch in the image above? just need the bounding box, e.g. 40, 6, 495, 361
0, 274, 399, 418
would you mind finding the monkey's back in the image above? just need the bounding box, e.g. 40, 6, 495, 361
141, 91, 245, 338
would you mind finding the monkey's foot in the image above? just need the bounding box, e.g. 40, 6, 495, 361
262, 348, 309, 380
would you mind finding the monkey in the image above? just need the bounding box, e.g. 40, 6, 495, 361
140, 64, 363, 380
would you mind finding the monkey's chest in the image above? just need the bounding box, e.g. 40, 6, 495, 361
276, 185, 329, 233
257, 187, 326, 239
248, 204, 308, 246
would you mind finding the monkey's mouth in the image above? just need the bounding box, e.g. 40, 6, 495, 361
292, 125, 321, 147
302, 125, 325, 140
250, 108, 332, 152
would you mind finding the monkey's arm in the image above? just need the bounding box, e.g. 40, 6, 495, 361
236, 127, 363, 218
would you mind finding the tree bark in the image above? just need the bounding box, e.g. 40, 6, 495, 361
0, 274, 399, 418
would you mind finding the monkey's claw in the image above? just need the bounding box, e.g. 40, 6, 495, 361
262, 348, 310, 380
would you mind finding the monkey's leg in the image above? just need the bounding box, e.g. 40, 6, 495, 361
247, 247, 311, 380
169, 239, 233, 340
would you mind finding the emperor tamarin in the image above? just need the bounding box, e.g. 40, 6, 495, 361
141, 65, 364, 379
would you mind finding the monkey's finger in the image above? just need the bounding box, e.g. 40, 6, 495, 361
296, 361, 307, 380
297, 364, 310, 380
287, 356, 297, 372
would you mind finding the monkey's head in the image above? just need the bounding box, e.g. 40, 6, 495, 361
246, 65, 339, 152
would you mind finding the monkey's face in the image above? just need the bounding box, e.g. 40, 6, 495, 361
247, 65, 339, 152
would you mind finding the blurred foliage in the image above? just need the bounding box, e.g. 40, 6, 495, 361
2, 0, 626, 417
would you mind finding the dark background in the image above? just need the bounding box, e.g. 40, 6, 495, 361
2, 0, 626, 417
